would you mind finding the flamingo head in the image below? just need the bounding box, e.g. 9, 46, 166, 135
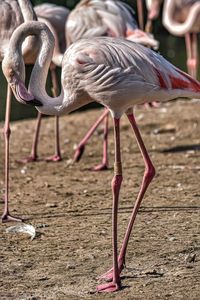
2, 53, 42, 106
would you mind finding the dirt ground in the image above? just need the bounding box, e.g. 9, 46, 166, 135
0, 101, 200, 300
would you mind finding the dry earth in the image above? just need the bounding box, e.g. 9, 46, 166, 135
0, 101, 200, 300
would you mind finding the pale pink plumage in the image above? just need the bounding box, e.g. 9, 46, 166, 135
0, 0, 38, 223
67, 0, 159, 170
2, 21, 200, 293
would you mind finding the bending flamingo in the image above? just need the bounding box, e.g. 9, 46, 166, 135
66, 0, 159, 170
0, 0, 39, 222
163, 0, 200, 79
3, 21, 200, 292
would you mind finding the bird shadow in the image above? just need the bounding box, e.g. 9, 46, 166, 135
27, 205, 200, 221
158, 144, 200, 154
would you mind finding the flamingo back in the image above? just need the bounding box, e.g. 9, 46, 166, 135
62, 37, 200, 115
66, 0, 137, 45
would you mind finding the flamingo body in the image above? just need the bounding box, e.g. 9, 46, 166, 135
57, 38, 200, 117
2, 20, 200, 293
0, 0, 39, 222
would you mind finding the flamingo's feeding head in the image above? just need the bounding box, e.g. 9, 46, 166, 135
2, 51, 42, 107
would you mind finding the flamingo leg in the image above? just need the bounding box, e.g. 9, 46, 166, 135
99, 112, 155, 281
137, 0, 144, 30
191, 33, 198, 79
145, 19, 153, 34
46, 67, 62, 162
97, 118, 122, 292
93, 112, 109, 171
73, 108, 109, 164
2, 86, 22, 222
17, 110, 42, 163
185, 33, 198, 79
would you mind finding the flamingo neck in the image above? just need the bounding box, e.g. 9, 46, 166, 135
163, 0, 200, 36
9, 22, 65, 115
27, 25, 65, 115
37, 16, 64, 67
18, 0, 37, 21
18, 0, 38, 63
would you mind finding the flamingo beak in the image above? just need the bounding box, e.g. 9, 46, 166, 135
10, 75, 43, 107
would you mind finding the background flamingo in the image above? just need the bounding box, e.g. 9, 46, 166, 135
66, 0, 159, 170
0, 0, 39, 222
19, 3, 70, 163
145, 0, 163, 32
163, 0, 200, 79
3, 20, 200, 292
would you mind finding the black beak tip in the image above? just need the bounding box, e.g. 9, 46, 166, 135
26, 99, 43, 106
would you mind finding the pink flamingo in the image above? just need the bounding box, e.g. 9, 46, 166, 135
20, 3, 69, 163
145, 0, 163, 32
66, 0, 159, 171
3, 21, 200, 292
163, 0, 200, 79
0, 0, 39, 222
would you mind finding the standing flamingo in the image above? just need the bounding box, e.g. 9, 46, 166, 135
66, 0, 159, 170
0, 0, 39, 222
145, 0, 163, 33
3, 21, 200, 292
19, 3, 69, 163
163, 0, 200, 79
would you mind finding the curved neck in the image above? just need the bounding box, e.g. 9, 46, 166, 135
163, 0, 200, 36
37, 16, 63, 67
10, 21, 64, 115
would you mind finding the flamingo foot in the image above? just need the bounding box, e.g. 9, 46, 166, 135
98, 260, 124, 281
92, 162, 108, 171
16, 155, 38, 164
2, 212, 23, 223
73, 144, 85, 162
96, 281, 121, 293
45, 155, 62, 162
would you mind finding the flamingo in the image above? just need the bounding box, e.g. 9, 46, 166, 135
19, 3, 69, 163
0, 0, 40, 222
3, 21, 200, 292
66, 0, 159, 171
145, 0, 163, 33
163, 0, 200, 79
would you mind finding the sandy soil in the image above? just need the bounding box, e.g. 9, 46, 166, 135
0, 101, 200, 300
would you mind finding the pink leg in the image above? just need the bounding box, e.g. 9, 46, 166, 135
185, 33, 198, 79
191, 33, 198, 79
46, 67, 62, 162
145, 19, 153, 33
97, 118, 122, 293
93, 112, 109, 171
137, 0, 144, 30
73, 108, 109, 163
99, 112, 155, 281
18, 112, 42, 163
2, 86, 22, 222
